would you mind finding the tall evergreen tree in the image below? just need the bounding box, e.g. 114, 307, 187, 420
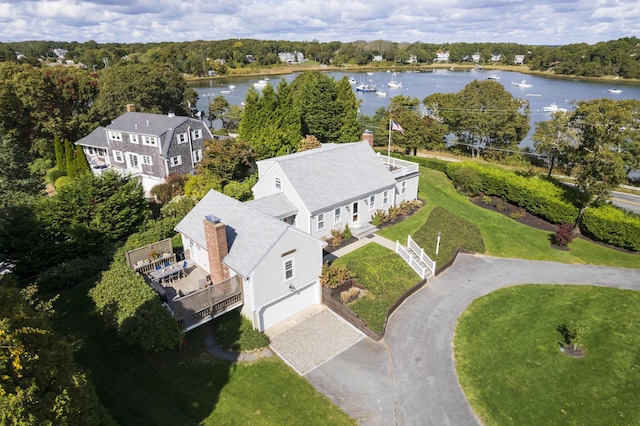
64, 139, 77, 179
299, 73, 341, 143
76, 145, 91, 175
336, 76, 362, 143
54, 135, 64, 170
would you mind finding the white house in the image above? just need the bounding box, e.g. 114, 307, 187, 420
75, 105, 212, 194
175, 190, 326, 332
514, 55, 525, 65
251, 141, 420, 240
435, 51, 450, 62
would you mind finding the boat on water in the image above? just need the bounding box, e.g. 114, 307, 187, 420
228, 85, 236, 90
387, 79, 403, 88
376, 91, 387, 97
485, 74, 500, 81
355, 83, 376, 92
511, 79, 533, 88
543, 103, 567, 113
348, 77, 356, 84
525, 93, 542, 97
366, 72, 374, 75
608, 88, 622, 94
220, 90, 231, 94
253, 80, 268, 88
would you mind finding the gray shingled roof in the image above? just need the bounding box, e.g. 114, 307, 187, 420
74, 126, 108, 148
106, 112, 189, 136
259, 142, 397, 215
245, 192, 298, 219
175, 190, 293, 277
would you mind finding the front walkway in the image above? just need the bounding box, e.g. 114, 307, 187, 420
323, 233, 397, 263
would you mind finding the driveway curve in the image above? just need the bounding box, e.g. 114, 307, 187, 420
305, 254, 640, 425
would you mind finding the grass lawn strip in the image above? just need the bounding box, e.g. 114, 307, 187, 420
53, 279, 354, 425
378, 166, 639, 268
332, 242, 418, 334
454, 285, 640, 425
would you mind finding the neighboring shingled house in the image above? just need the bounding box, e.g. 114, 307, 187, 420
75, 105, 212, 193
251, 141, 420, 240
175, 190, 326, 331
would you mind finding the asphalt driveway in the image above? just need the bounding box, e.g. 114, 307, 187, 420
305, 254, 640, 425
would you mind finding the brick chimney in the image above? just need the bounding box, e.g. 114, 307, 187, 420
204, 215, 230, 283
126, 103, 136, 112
362, 130, 374, 148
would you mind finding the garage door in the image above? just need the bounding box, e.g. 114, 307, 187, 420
259, 282, 319, 331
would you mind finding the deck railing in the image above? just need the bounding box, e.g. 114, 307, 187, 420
377, 153, 420, 178
407, 235, 436, 275
170, 275, 243, 331
395, 236, 436, 279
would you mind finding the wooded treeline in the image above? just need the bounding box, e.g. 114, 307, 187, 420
3, 36, 640, 78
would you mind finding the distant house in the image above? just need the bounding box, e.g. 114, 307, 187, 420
175, 190, 326, 331
75, 105, 212, 193
251, 141, 420, 240
472, 53, 481, 63
435, 51, 450, 62
372, 55, 384, 62
490, 53, 502, 62
514, 55, 525, 65
52, 48, 67, 58
278, 51, 305, 63
407, 54, 418, 64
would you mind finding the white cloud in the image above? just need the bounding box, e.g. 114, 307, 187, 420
0, 0, 638, 44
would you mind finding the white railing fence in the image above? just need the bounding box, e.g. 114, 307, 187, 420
396, 241, 427, 279
407, 235, 436, 275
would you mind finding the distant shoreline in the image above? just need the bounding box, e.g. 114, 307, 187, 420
185, 63, 640, 85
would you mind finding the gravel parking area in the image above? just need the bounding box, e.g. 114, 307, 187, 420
269, 308, 364, 375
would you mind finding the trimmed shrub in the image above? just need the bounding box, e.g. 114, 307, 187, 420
449, 166, 482, 196
48, 167, 66, 184
446, 162, 579, 224
372, 209, 387, 226
89, 261, 183, 352
54, 175, 72, 189
580, 204, 640, 251
343, 223, 352, 240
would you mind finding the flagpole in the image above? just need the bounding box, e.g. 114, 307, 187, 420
387, 118, 392, 163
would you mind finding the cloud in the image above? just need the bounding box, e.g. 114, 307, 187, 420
0, 0, 638, 44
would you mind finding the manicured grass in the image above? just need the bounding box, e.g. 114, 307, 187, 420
378, 166, 640, 268
454, 285, 640, 425
53, 279, 354, 425
412, 206, 485, 267
332, 242, 419, 333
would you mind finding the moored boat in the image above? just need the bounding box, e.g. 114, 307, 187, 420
511, 79, 533, 88
355, 83, 377, 92
543, 103, 567, 113
485, 74, 500, 81
608, 88, 622, 94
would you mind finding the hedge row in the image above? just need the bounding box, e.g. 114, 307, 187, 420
581, 204, 640, 251
445, 162, 579, 224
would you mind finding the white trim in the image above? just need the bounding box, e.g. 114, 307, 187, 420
317, 213, 325, 231
284, 258, 295, 281
141, 155, 152, 166
178, 133, 188, 144
170, 155, 182, 167
108, 131, 122, 141
142, 135, 157, 146
334, 207, 341, 224
130, 134, 139, 144
113, 150, 124, 163
192, 149, 202, 163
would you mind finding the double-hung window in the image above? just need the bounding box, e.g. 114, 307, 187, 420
178, 133, 188, 144
113, 150, 124, 163
284, 259, 294, 281
191, 129, 203, 139
317, 213, 325, 231
369, 195, 375, 211
108, 131, 122, 141
334, 207, 341, 224
141, 155, 152, 166
142, 136, 157, 146
170, 155, 182, 167
401, 181, 407, 195
383, 190, 389, 206
193, 149, 203, 163
130, 134, 139, 144
275, 177, 282, 190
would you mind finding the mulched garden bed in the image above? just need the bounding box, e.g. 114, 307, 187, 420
470, 195, 558, 233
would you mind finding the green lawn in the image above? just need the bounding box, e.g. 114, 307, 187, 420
53, 279, 354, 425
454, 285, 640, 425
378, 166, 640, 268
332, 243, 418, 334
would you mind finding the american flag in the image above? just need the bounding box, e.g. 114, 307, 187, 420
391, 120, 404, 134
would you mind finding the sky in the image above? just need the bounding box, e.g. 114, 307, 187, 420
1, 0, 639, 45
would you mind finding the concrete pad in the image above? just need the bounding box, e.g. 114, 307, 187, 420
269, 308, 364, 375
